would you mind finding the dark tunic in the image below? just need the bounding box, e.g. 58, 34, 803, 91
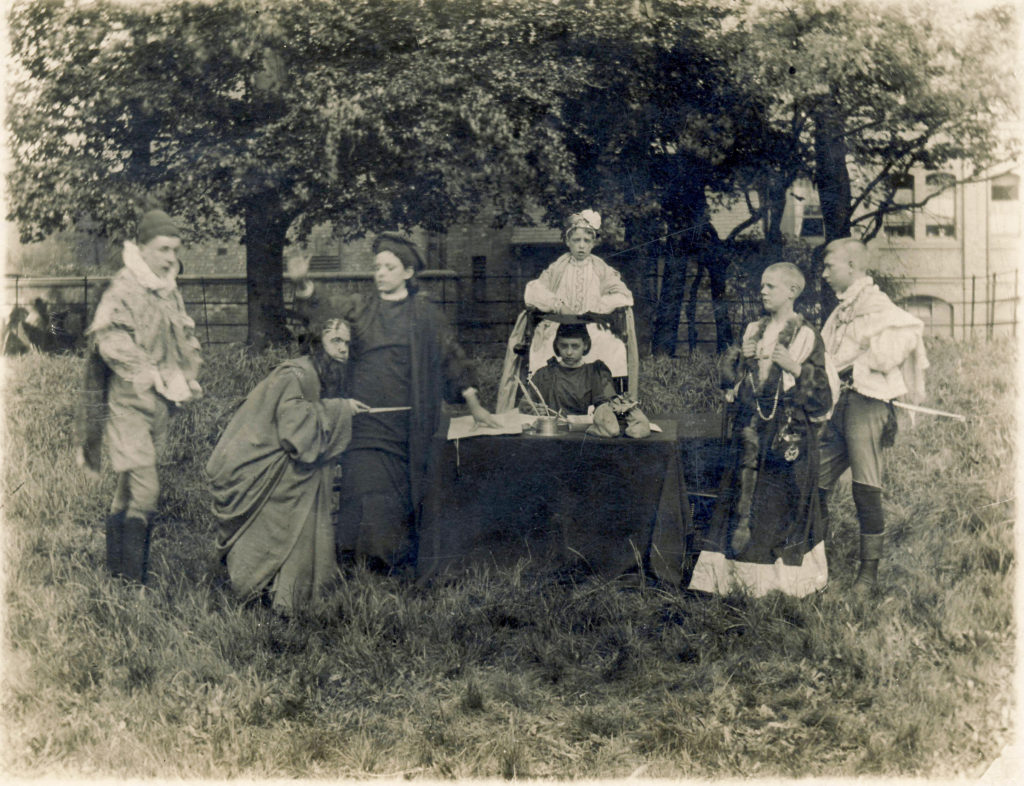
298, 289, 475, 565
525, 359, 615, 415
689, 317, 834, 597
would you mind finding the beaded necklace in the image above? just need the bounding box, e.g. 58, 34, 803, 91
745, 314, 802, 421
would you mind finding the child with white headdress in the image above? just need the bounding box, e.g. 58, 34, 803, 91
523, 209, 634, 378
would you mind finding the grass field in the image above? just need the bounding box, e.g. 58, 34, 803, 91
1, 337, 1016, 779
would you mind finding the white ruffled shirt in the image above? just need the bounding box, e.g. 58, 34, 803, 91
821, 276, 928, 403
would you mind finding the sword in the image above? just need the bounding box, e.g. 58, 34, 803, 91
361, 406, 412, 414
892, 400, 966, 422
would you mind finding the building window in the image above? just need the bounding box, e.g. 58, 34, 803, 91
900, 295, 954, 337
472, 256, 487, 302
991, 173, 1020, 236
883, 174, 915, 238
799, 202, 824, 237
923, 172, 956, 238
992, 173, 1019, 201
426, 232, 447, 268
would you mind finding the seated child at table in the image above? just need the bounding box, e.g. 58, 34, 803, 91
523, 209, 633, 379
519, 322, 615, 416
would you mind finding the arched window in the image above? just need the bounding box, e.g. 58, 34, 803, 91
924, 173, 956, 238
900, 295, 954, 337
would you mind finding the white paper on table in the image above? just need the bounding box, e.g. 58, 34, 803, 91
446, 410, 531, 440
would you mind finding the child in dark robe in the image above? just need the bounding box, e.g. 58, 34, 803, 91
288, 234, 501, 573
519, 322, 615, 416
689, 262, 836, 598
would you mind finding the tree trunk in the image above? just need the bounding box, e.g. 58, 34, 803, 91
704, 238, 733, 353
653, 221, 733, 357
651, 237, 688, 356
621, 214, 659, 356
685, 263, 703, 352
243, 196, 292, 351
762, 176, 789, 261
813, 99, 852, 242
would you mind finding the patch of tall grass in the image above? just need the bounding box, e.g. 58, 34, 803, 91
2, 337, 1016, 778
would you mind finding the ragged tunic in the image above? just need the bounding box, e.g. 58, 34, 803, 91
689, 316, 835, 598
83, 242, 202, 472
207, 356, 353, 613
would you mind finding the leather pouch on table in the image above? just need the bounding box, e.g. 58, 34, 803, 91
587, 402, 621, 437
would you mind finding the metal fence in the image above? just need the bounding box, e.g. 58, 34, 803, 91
4, 269, 1020, 354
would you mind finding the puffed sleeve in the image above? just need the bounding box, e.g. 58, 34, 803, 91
595, 262, 634, 310
524, 262, 563, 311
858, 324, 922, 374
590, 361, 616, 405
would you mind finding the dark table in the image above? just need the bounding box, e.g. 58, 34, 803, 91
417, 413, 724, 584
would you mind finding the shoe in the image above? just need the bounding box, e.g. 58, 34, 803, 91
852, 533, 883, 597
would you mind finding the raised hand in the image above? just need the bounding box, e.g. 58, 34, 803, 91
285, 255, 310, 282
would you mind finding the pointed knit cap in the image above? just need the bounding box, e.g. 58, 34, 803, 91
137, 210, 182, 245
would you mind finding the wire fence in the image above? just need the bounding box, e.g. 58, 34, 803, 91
3, 268, 1020, 355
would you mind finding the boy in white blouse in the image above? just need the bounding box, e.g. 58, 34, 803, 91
523, 209, 633, 380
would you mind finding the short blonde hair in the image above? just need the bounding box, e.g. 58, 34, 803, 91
823, 237, 871, 272
762, 262, 805, 297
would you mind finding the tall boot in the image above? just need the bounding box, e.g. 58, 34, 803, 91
122, 514, 153, 584
105, 511, 126, 576
853, 533, 884, 595
851, 482, 885, 594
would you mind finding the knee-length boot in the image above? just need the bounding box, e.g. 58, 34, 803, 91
122, 514, 153, 584
105, 511, 126, 576
852, 482, 884, 594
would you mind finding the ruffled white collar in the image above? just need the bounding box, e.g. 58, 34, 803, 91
122, 241, 178, 294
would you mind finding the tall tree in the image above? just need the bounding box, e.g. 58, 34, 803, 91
6, 0, 577, 349
723, 0, 1018, 244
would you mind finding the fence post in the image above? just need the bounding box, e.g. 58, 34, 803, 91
201, 277, 211, 345
970, 275, 976, 339
990, 272, 997, 341
1015, 269, 1019, 339
14, 274, 19, 308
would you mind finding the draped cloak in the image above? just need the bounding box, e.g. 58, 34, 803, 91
207, 356, 353, 613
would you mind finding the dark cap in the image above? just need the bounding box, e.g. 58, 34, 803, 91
137, 210, 182, 245
372, 231, 425, 271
